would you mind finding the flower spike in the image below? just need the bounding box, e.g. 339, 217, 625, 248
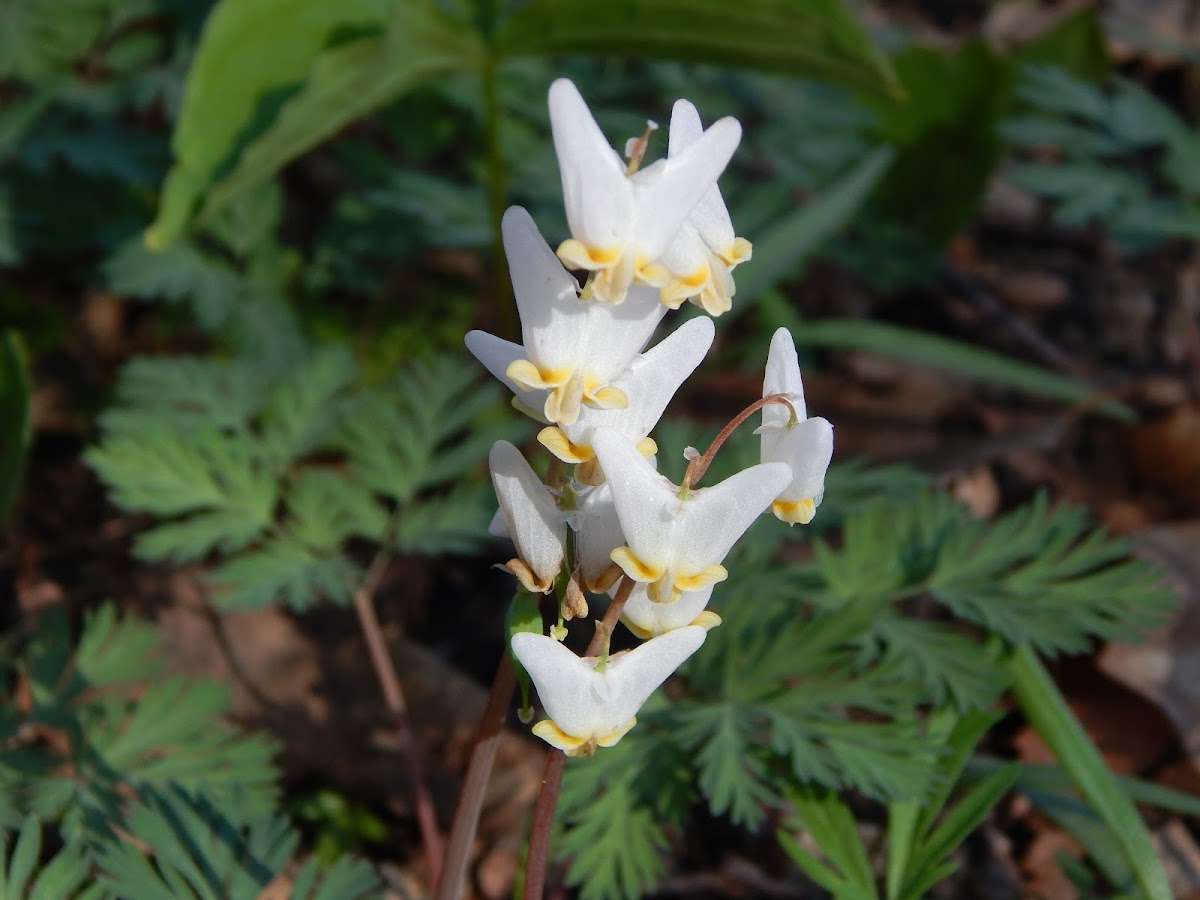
489, 441, 566, 592
593, 430, 792, 604
512, 626, 706, 755
758, 328, 834, 524
549, 79, 742, 304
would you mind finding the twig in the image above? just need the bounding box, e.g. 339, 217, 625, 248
682, 394, 796, 490
941, 262, 1076, 373
523, 578, 636, 899
434, 653, 517, 900
352, 550, 444, 885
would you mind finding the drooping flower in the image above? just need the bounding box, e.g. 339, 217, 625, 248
619, 581, 721, 639
538, 316, 715, 473
570, 479, 626, 593
549, 78, 742, 304
758, 328, 834, 525
593, 430, 792, 604
465, 206, 665, 426
489, 441, 565, 592
658, 100, 753, 316
511, 626, 706, 754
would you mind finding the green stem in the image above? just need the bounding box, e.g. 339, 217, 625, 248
482, 58, 513, 340
1007, 644, 1170, 900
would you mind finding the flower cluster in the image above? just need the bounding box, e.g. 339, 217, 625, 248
469, 79, 833, 757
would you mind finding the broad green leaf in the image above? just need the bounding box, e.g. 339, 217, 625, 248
1008, 644, 1171, 900
147, 0, 393, 247
732, 146, 893, 304
494, 0, 900, 100
864, 40, 1013, 243
150, 0, 482, 244
771, 312, 1136, 421
0, 331, 31, 523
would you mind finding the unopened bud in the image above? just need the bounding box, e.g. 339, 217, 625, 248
550, 623, 568, 642
518, 705, 534, 725
562, 578, 589, 621
683, 446, 700, 460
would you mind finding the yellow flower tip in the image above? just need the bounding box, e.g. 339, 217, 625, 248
637, 261, 671, 288
679, 264, 710, 288
690, 610, 723, 631
538, 426, 591, 464
550, 623, 568, 642
676, 564, 728, 593
648, 578, 681, 605
531, 719, 588, 753
610, 546, 662, 583
596, 716, 637, 748
689, 286, 732, 317
721, 237, 753, 267
635, 436, 658, 457
504, 559, 553, 594
506, 359, 571, 392
772, 497, 817, 525
618, 614, 653, 640
574, 457, 604, 486
588, 384, 628, 410
583, 563, 622, 594
557, 238, 619, 270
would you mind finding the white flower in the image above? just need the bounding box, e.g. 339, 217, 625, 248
658, 100, 753, 316
511, 626, 706, 754
465, 206, 665, 426
549, 78, 742, 304
619, 581, 721, 639
758, 328, 834, 525
570, 480, 626, 593
489, 441, 565, 592
538, 316, 715, 469
592, 430, 792, 604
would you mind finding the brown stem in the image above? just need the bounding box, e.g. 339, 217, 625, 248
523, 578, 636, 899
682, 393, 796, 490
352, 551, 443, 885
434, 653, 517, 900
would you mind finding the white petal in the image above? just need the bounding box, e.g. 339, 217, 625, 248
511, 633, 610, 738
548, 79, 634, 250
762, 327, 807, 428
672, 461, 793, 574
575, 284, 667, 384
489, 441, 565, 589
591, 429, 682, 574
562, 317, 714, 448
574, 481, 626, 590
668, 100, 736, 253
487, 508, 508, 539
464, 330, 551, 424
503, 206, 582, 375
621, 582, 714, 637
763, 416, 835, 502
629, 116, 741, 261
599, 626, 706, 725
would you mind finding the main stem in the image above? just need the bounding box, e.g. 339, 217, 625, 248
523, 577, 636, 899
353, 552, 443, 885
434, 653, 517, 900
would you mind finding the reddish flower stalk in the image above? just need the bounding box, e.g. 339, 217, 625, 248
523, 576, 636, 899
681, 392, 797, 490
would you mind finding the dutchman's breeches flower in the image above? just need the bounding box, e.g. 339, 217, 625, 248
466, 207, 666, 427
489, 441, 566, 592
619, 581, 721, 639
658, 100, 753, 316
549, 79, 742, 305
512, 626, 707, 755
758, 328, 834, 525
538, 316, 715, 474
592, 430, 793, 604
